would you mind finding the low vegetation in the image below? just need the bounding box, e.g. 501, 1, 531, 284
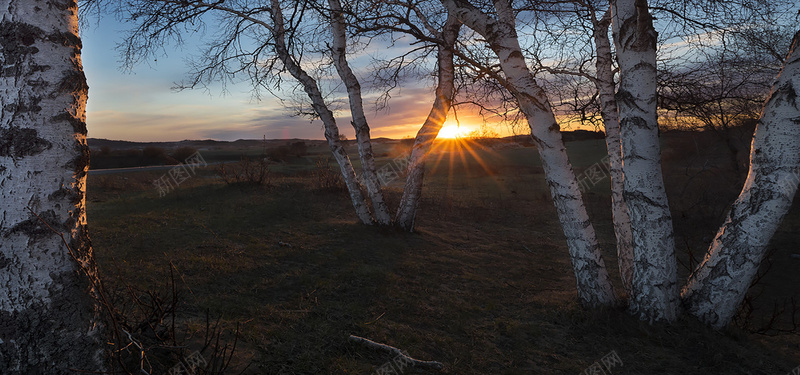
87, 135, 800, 374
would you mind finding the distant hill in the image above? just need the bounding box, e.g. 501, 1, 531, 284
87, 138, 327, 151
88, 130, 607, 151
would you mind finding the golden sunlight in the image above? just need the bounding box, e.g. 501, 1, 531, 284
437, 123, 469, 139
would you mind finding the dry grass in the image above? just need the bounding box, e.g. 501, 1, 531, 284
86, 136, 800, 374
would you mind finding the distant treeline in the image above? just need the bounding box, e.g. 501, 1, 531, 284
89, 141, 310, 170
89, 146, 198, 170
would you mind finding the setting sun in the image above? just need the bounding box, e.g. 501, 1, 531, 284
437, 123, 469, 139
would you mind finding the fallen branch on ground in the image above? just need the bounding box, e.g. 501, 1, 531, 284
348, 334, 444, 370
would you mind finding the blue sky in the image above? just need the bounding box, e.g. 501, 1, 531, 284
79, 15, 494, 142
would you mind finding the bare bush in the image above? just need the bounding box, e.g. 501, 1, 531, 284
216, 156, 271, 186
105, 264, 245, 374
311, 157, 346, 192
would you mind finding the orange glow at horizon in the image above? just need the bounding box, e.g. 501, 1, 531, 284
436, 120, 475, 139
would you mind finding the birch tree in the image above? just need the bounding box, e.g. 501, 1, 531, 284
441, 0, 617, 307
328, 0, 391, 225
344, 0, 465, 230
113, 0, 469, 228
394, 15, 462, 230
0, 0, 105, 371
527, 0, 635, 296
611, 0, 679, 322
682, 31, 800, 329
270, 0, 376, 224
115, 0, 382, 224
590, 5, 634, 295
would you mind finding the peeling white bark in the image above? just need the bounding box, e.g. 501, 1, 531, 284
270, 0, 374, 225
395, 14, 461, 231
682, 31, 800, 329
0, 0, 105, 371
612, 0, 678, 322
592, 7, 634, 296
329, 0, 391, 225
442, 0, 616, 306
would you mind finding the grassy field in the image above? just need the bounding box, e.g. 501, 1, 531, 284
87, 135, 800, 374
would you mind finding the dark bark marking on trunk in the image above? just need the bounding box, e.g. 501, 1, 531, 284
67, 142, 91, 177
3, 96, 42, 113
0, 126, 52, 157
47, 30, 82, 49
48, 186, 81, 205
632, 0, 656, 51
767, 81, 797, 108
618, 0, 657, 52
620, 116, 650, 130
615, 90, 644, 112
632, 61, 656, 75
0, 272, 101, 373
507, 50, 524, 61
57, 69, 89, 96
622, 189, 670, 210
0, 21, 44, 48
4, 210, 64, 242
0, 21, 45, 77
51, 112, 87, 134
518, 91, 548, 112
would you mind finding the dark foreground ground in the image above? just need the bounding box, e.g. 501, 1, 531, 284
87, 133, 800, 374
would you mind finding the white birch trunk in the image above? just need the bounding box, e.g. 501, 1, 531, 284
682, 31, 800, 329
593, 8, 634, 296
328, 0, 391, 226
612, 0, 679, 322
395, 15, 461, 231
0, 0, 105, 371
270, 0, 374, 225
442, 0, 617, 306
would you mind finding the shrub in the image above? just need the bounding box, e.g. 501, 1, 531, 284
289, 141, 308, 157
143, 146, 167, 159
171, 147, 198, 163
125, 148, 142, 158
266, 146, 292, 162
216, 155, 271, 186
311, 157, 345, 192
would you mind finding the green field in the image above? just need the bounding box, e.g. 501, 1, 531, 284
87, 136, 800, 374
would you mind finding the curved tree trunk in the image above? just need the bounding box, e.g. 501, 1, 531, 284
682, 31, 800, 329
270, 0, 374, 225
395, 15, 461, 231
442, 0, 617, 307
329, 0, 392, 225
592, 7, 634, 296
612, 0, 678, 322
0, 0, 105, 371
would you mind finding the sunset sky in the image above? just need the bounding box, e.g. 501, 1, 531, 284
79, 15, 510, 142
